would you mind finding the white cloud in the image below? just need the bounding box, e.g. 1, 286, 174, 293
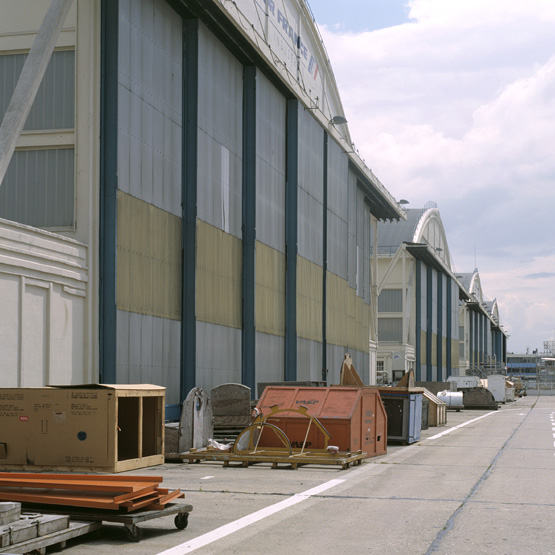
319, 0, 555, 351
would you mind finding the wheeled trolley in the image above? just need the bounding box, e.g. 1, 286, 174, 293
22, 501, 193, 542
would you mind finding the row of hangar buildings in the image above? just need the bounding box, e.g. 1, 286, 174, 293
0, 0, 508, 418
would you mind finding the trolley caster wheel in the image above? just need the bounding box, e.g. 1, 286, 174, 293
125, 525, 144, 542
175, 512, 189, 530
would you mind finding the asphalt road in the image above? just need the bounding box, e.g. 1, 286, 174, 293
59, 394, 554, 554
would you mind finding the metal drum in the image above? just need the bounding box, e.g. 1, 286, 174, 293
436, 390, 464, 410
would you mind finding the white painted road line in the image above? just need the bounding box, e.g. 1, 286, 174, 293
426, 411, 498, 440
157, 479, 345, 554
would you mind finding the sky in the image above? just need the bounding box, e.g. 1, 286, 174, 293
308, 0, 555, 354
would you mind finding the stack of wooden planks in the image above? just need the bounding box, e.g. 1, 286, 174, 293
0, 473, 184, 513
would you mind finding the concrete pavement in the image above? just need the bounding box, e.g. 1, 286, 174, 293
60, 394, 554, 554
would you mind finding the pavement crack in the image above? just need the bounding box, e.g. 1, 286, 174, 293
425, 408, 532, 554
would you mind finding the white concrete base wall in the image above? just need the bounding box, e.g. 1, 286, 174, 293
0, 218, 89, 386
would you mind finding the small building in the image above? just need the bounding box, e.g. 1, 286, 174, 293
457, 269, 508, 375
374, 204, 508, 384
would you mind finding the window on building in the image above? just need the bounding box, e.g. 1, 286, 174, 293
378, 317, 402, 342
378, 289, 402, 312
0, 50, 75, 229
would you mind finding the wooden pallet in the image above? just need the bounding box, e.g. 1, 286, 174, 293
177, 447, 366, 470
0, 519, 101, 554
0, 473, 184, 512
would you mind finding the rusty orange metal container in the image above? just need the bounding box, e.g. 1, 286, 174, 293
255, 386, 387, 458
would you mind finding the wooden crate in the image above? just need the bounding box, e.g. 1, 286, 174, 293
0, 385, 165, 473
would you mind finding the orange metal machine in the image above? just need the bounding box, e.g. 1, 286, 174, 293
255, 386, 387, 458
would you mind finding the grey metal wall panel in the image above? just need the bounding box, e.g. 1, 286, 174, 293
326, 345, 368, 385
356, 187, 370, 301
350, 349, 369, 384
297, 337, 323, 381
378, 318, 403, 342
297, 108, 323, 265
256, 71, 286, 252
379, 289, 403, 312
197, 24, 243, 238
327, 138, 348, 279
118, 0, 182, 216
326, 343, 345, 385
347, 170, 357, 288
255, 332, 285, 384
327, 212, 348, 279
0, 50, 74, 130
420, 264, 427, 330
432, 269, 438, 334
196, 321, 242, 392
116, 310, 181, 404
0, 149, 74, 228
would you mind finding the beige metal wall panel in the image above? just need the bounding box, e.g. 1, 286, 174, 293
354, 295, 370, 353
326, 271, 348, 347
116, 191, 181, 320
255, 241, 285, 336
452, 339, 460, 370
326, 272, 368, 353
420, 332, 427, 366
431, 333, 437, 365
196, 219, 242, 328
296, 256, 322, 342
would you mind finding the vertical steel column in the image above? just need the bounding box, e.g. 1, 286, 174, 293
284, 99, 299, 381
99, 0, 119, 383
446, 277, 452, 377
478, 312, 483, 369
242, 66, 256, 395
426, 265, 433, 381
468, 309, 474, 367
321, 133, 328, 382
437, 271, 443, 381
415, 259, 422, 381
181, 18, 199, 401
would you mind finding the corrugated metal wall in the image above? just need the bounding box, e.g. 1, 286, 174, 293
195, 23, 243, 390
0, 50, 75, 130
1, 149, 74, 228
0, 50, 75, 228
116, 0, 182, 403
118, 0, 182, 216
296, 107, 324, 380
255, 70, 286, 381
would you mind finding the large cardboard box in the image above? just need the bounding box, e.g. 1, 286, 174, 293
0, 385, 165, 473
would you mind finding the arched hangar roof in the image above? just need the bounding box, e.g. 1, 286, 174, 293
377, 204, 452, 268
